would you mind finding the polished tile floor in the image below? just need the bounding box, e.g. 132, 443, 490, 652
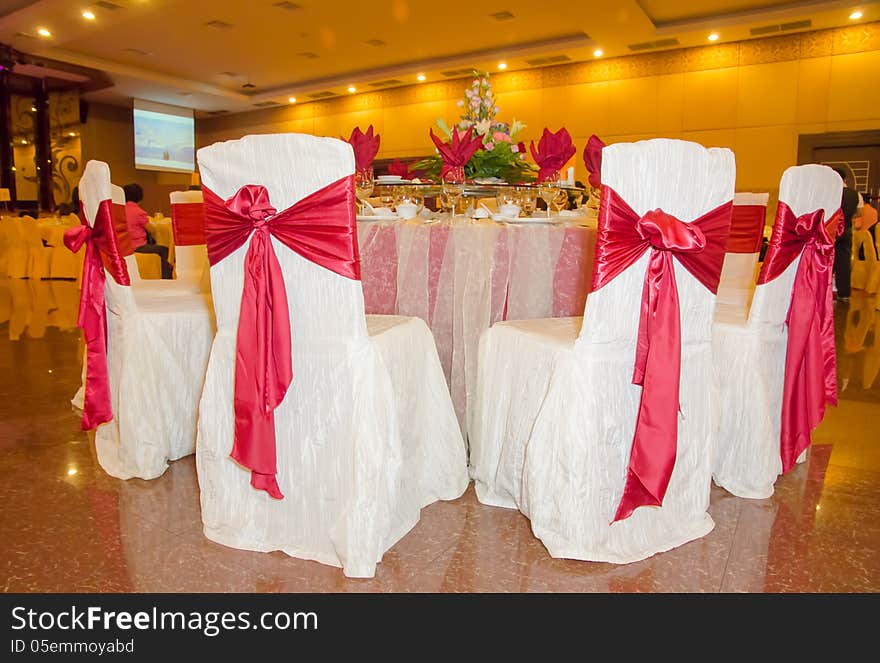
1, 278, 878, 592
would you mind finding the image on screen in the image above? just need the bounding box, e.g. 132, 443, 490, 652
133, 100, 195, 173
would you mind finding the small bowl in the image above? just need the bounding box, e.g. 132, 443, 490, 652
396, 203, 420, 219
499, 204, 521, 218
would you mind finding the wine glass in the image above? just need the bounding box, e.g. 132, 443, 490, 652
551, 188, 569, 215
517, 186, 537, 216
441, 171, 464, 217
538, 170, 560, 219
354, 167, 374, 214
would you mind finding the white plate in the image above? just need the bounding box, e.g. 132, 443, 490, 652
357, 214, 399, 222
376, 175, 403, 182
500, 216, 558, 224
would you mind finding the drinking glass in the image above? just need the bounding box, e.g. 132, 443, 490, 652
441, 171, 465, 217
551, 188, 569, 215
495, 186, 518, 210
517, 186, 537, 216
354, 167, 374, 214
538, 170, 560, 219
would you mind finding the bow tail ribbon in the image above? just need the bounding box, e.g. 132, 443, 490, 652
779, 239, 837, 472
230, 228, 292, 499
614, 250, 681, 522
64, 224, 113, 431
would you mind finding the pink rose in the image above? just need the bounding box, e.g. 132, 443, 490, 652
493, 131, 511, 143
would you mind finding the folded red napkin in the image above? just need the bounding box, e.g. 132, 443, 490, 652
529, 127, 576, 182
582, 134, 606, 189
344, 125, 380, 171
430, 127, 483, 179
388, 158, 415, 179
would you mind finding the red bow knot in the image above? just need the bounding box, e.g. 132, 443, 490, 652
637, 209, 707, 253
590, 187, 732, 522
203, 177, 361, 500
757, 203, 841, 473
63, 199, 131, 431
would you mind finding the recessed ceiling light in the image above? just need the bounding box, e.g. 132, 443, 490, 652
20, 139, 27, 145
68, 131, 76, 137
288, 96, 297, 103
347, 85, 356, 93
593, 48, 603, 57
497, 62, 507, 70
708, 32, 719, 41
417, 73, 426, 82
67, 467, 78, 476
37, 27, 51, 37
82, 10, 96, 20
30, 106, 36, 112
849, 10, 863, 20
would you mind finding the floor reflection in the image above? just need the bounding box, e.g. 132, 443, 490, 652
0, 289, 878, 592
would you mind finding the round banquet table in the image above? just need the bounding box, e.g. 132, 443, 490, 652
357, 214, 597, 435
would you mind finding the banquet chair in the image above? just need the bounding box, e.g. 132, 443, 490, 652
169, 190, 209, 292
75, 160, 215, 480
714, 192, 768, 322
712, 164, 842, 499
1, 217, 29, 278
469, 138, 735, 563
851, 229, 878, 293
19, 217, 53, 279
195, 133, 467, 578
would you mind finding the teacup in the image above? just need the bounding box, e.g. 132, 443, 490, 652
499, 203, 521, 218
396, 202, 420, 219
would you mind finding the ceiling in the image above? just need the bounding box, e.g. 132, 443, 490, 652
0, 0, 875, 116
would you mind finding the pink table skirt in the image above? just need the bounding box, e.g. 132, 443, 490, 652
358, 217, 597, 434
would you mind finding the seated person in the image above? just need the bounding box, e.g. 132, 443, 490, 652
123, 183, 173, 279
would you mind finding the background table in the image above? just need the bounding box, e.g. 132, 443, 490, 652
358, 215, 597, 435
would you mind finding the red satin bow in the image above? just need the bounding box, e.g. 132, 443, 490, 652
64, 200, 131, 431
590, 187, 732, 522
171, 202, 206, 246
757, 202, 841, 473
529, 127, 576, 182
430, 127, 483, 179
582, 134, 605, 189
203, 177, 360, 499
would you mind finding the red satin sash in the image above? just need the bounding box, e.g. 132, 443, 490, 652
202, 176, 360, 500
64, 200, 131, 431
756, 202, 841, 472
111, 202, 134, 257
590, 187, 732, 522
171, 202, 206, 246
726, 204, 766, 253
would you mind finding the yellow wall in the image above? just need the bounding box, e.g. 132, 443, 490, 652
198, 22, 880, 202
81, 103, 190, 215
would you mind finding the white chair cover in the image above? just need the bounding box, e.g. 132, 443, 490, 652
712, 164, 842, 498
195, 133, 467, 578
715, 192, 769, 322
78, 161, 215, 480
0, 217, 30, 278
469, 138, 735, 563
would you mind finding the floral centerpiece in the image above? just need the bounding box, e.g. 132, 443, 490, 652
414, 71, 536, 182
